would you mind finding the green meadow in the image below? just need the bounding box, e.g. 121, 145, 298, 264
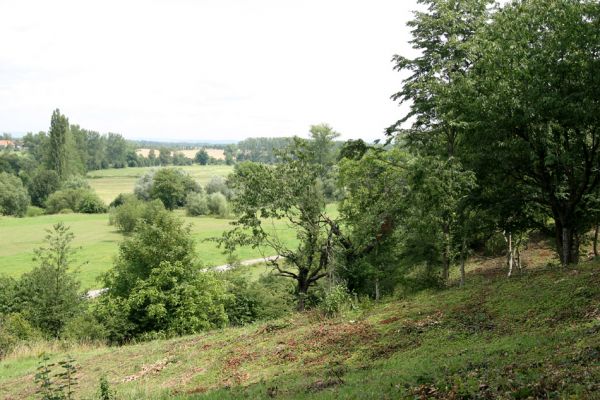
0, 205, 337, 290
87, 165, 234, 204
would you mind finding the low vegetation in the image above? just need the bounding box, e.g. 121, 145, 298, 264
1, 246, 599, 399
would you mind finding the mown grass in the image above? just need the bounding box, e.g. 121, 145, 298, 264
1, 247, 599, 399
0, 205, 337, 290
87, 165, 233, 204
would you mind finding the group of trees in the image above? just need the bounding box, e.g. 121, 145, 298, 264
1, 110, 109, 216
222, 0, 600, 305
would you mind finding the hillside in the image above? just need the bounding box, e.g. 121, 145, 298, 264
1, 248, 599, 399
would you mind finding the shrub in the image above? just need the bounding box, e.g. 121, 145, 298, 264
27, 169, 60, 207
150, 168, 201, 210
207, 192, 229, 217
110, 199, 165, 234
62, 313, 108, 343
0, 172, 30, 217
25, 206, 45, 217
319, 284, 354, 317
76, 191, 107, 213
133, 170, 156, 201
61, 175, 91, 190
109, 193, 136, 208
17, 223, 82, 337
205, 176, 232, 199
45, 188, 106, 214
223, 271, 295, 326
185, 192, 209, 216
0, 313, 42, 358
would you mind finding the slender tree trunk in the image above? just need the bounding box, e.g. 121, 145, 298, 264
374, 278, 380, 301
507, 232, 514, 277
594, 223, 599, 257
562, 227, 569, 267
442, 223, 451, 283
459, 237, 466, 287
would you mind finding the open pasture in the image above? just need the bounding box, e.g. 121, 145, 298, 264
87, 164, 233, 204
0, 206, 346, 289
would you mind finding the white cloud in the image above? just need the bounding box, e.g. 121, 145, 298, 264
0, 0, 419, 141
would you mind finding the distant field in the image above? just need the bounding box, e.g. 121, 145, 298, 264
87, 165, 233, 204
0, 205, 337, 290
135, 148, 225, 160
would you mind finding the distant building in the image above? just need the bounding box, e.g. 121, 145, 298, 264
0, 140, 15, 148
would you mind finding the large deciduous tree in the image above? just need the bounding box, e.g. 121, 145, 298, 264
462, 0, 600, 265
222, 142, 339, 311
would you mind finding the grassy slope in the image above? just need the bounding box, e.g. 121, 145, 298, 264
1, 247, 599, 399
87, 165, 233, 204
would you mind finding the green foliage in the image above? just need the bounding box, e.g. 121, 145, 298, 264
0, 171, 30, 216
98, 376, 115, 400
133, 169, 156, 201
61, 312, 108, 343
28, 169, 61, 207
0, 275, 18, 315
45, 188, 106, 214
98, 210, 230, 342
223, 140, 339, 310
18, 223, 82, 337
0, 313, 42, 358
205, 175, 232, 199
34, 353, 78, 400
103, 209, 196, 298
194, 148, 210, 165
149, 167, 201, 210
46, 109, 70, 180
223, 271, 295, 326
207, 192, 229, 217
109, 197, 165, 234
319, 284, 353, 317
185, 192, 209, 216
26, 206, 46, 217
61, 176, 91, 190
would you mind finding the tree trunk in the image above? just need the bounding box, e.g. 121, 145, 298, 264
374, 278, 380, 301
459, 237, 466, 287
555, 219, 579, 267
296, 271, 310, 311
594, 223, 599, 257
442, 223, 451, 283
507, 232, 514, 277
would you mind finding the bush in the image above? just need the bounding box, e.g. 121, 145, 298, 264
17, 223, 82, 337
62, 313, 108, 343
205, 176, 232, 199
45, 188, 106, 214
133, 170, 156, 201
223, 271, 295, 326
0, 172, 30, 217
150, 168, 201, 210
185, 192, 209, 216
207, 192, 229, 217
319, 284, 354, 317
27, 169, 60, 207
109, 193, 136, 208
110, 198, 165, 234
0, 313, 42, 358
25, 206, 45, 217
61, 175, 91, 190
77, 191, 107, 213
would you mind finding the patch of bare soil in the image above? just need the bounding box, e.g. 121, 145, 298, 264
122, 358, 174, 382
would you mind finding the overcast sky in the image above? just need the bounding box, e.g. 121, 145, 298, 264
0, 0, 421, 142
